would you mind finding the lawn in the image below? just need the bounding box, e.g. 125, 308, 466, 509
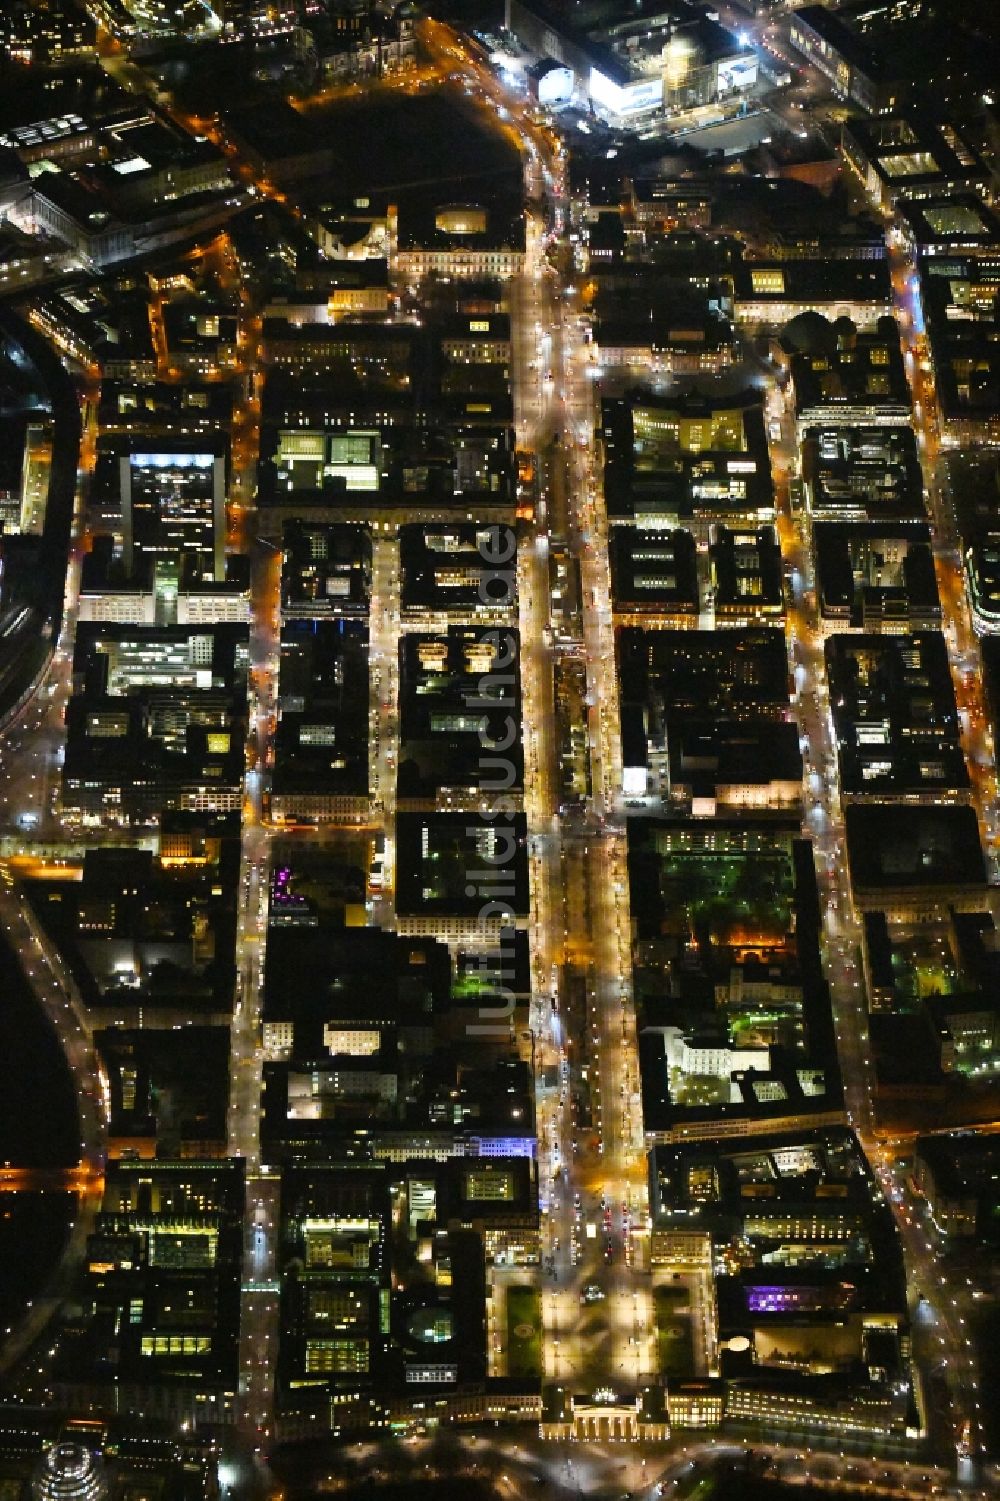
506, 1284, 542, 1379
655, 1283, 695, 1380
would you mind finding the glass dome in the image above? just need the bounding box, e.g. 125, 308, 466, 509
406, 1305, 455, 1344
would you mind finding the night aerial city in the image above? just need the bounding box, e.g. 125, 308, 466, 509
0, 0, 998, 1498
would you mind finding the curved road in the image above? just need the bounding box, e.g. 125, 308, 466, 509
0, 878, 106, 1385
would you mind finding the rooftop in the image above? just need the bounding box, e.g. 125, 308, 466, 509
825, 632, 968, 797
395, 813, 529, 918
845, 803, 986, 891
398, 627, 523, 801
791, 5, 893, 80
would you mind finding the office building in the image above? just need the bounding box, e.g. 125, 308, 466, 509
119, 450, 226, 583
62, 625, 248, 820
52, 1159, 245, 1428
789, 7, 900, 114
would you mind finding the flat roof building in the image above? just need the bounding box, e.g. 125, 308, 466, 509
919, 253, 1000, 446
609, 525, 699, 623
272, 618, 370, 823
842, 114, 989, 213
119, 448, 226, 583
63, 624, 248, 821
399, 523, 518, 622
825, 632, 968, 799
52, 1158, 245, 1429
789, 7, 901, 114
734, 257, 893, 331
602, 389, 773, 531
790, 319, 911, 428
394, 812, 529, 935
26, 823, 239, 1023
814, 521, 939, 631
845, 803, 987, 915
710, 525, 783, 624
0, 1409, 219, 1501
898, 194, 1000, 258
914, 1132, 1000, 1243
281, 520, 371, 618
397, 627, 523, 810
801, 426, 925, 524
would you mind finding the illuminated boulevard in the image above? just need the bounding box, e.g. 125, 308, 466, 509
397, 19, 997, 1493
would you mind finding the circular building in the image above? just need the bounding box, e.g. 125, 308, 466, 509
32, 1444, 108, 1501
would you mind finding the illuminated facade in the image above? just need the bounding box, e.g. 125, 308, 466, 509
32, 1446, 108, 1501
